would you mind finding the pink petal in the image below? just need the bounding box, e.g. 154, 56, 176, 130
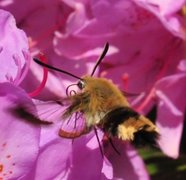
134, 0, 186, 38
0, 82, 40, 179
137, 0, 186, 16
101, 157, 113, 179
0, 0, 72, 54
67, 132, 104, 179
54, 0, 158, 60
0, 9, 30, 84
35, 131, 104, 179
155, 73, 186, 158
104, 140, 149, 179
177, 59, 186, 72
34, 138, 72, 180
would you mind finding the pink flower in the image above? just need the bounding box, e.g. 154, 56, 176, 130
0, 0, 69, 54
0, 8, 149, 178
0, 9, 40, 179
1, 0, 186, 179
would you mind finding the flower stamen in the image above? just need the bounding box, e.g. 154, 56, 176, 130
136, 88, 155, 113
5, 74, 13, 82
12, 54, 22, 86
15, 50, 32, 86
28, 54, 48, 97
12, 50, 32, 86
122, 73, 129, 91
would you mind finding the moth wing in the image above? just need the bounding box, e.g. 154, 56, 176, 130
14, 98, 88, 138
59, 111, 88, 139
31, 99, 66, 123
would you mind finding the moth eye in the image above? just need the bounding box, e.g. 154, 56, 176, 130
77, 80, 85, 90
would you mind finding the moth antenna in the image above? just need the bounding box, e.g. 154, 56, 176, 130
91, 42, 109, 76
33, 58, 83, 81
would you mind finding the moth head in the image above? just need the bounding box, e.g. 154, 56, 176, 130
77, 76, 97, 90
77, 80, 85, 90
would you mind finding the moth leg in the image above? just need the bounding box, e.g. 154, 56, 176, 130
94, 127, 104, 157
108, 137, 120, 155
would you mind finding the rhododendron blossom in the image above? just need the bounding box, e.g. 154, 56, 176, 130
0, 0, 186, 179
0, 9, 39, 179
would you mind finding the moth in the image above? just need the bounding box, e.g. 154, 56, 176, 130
33, 43, 159, 147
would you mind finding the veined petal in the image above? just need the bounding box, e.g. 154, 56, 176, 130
0, 10, 30, 84
104, 140, 149, 180
0, 82, 40, 179
134, 0, 186, 39
34, 138, 72, 180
